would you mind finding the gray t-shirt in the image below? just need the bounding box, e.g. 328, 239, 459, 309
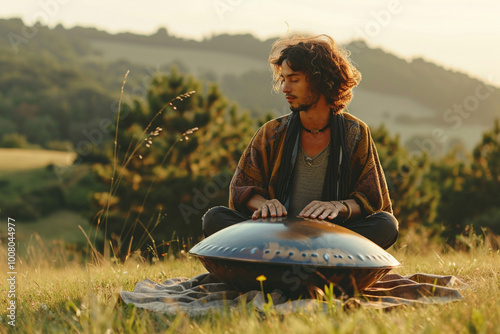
287, 144, 329, 217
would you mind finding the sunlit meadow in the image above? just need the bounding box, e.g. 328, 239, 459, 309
1, 226, 499, 333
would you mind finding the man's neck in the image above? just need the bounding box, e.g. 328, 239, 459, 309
299, 97, 331, 131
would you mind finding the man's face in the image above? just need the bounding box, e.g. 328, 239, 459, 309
280, 60, 320, 113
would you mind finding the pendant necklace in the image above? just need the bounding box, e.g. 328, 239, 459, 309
302, 144, 329, 167
300, 121, 330, 134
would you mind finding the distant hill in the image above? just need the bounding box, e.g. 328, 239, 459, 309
63, 23, 500, 151
1, 18, 499, 152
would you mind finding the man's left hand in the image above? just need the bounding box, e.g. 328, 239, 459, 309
299, 200, 341, 220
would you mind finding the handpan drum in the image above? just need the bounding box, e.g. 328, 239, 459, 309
189, 217, 400, 297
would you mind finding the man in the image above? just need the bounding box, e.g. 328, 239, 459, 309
202, 34, 398, 249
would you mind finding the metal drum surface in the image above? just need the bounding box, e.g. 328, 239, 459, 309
189, 217, 400, 297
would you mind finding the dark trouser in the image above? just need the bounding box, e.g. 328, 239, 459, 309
202, 206, 399, 250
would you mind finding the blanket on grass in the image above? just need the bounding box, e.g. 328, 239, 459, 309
120, 273, 465, 315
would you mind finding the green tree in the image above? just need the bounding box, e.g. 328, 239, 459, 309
0, 133, 36, 149
372, 124, 440, 230
436, 119, 500, 240
91, 69, 254, 255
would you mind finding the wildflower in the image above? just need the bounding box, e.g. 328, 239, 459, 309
257, 275, 267, 296
256, 275, 267, 282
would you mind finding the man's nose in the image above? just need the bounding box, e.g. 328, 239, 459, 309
282, 82, 291, 94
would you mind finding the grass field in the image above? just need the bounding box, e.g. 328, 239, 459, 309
0, 149, 76, 173
0, 147, 497, 332
0, 230, 498, 333
0, 211, 95, 257
0, 148, 104, 257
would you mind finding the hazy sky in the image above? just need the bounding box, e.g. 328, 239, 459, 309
3, 0, 500, 86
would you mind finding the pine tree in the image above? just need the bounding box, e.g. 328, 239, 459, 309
436, 119, 500, 240
372, 124, 440, 229
91, 68, 255, 256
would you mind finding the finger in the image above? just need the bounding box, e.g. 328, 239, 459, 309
319, 209, 333, 219
303, 203, 322, 217
252, 209, 261, 219
328, 211, 338, 220
261, 205, 268, 218
310, 207, 325, 218
328, 203, 341, 219
269, 199, 287, 216
275, 204, 284, 217
268, 203, 277, 217
299, 203, 315, 216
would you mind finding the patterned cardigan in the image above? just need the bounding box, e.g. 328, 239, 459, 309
229, 112, 393, 216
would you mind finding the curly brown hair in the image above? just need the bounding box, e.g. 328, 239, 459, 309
269, 34, 361, 111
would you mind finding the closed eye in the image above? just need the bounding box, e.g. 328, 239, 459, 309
280, 77, 298, 84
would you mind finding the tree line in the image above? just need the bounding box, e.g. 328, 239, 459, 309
1, 18, 499, 153
86, 70, 500, 255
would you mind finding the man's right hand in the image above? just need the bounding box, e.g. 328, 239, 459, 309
251, 198, 287, 219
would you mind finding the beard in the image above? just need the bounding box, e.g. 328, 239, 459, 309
289, 92, 321, 113
290, 103, 312, 113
